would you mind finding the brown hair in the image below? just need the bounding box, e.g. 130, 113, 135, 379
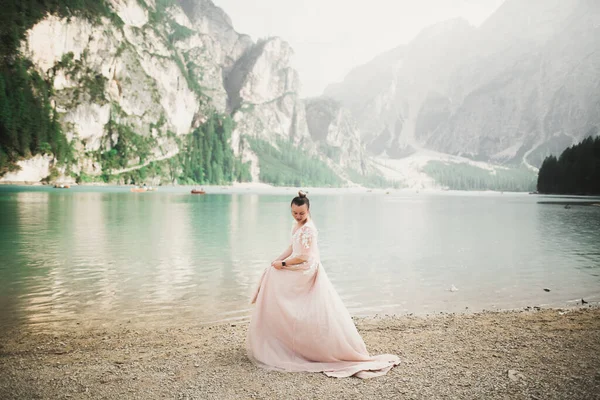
291, 190, 310, 209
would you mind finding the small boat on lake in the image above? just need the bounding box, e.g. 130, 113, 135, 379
191, 188, 206, 194
54, 184, 70, 189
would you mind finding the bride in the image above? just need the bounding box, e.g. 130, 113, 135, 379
247, 191, 400, 378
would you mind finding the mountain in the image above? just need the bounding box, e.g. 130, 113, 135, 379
4, 0, 596, 191
325, 0, 600, 170
0, 0, 368, 186
325, 18, 475, 157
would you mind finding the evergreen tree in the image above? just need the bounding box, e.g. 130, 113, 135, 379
537, 134, 600, 195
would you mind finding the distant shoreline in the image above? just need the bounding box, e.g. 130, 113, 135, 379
0, 181, 529, 194
4, 181, 600, 199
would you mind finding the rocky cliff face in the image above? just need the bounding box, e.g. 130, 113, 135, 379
226, 37, 316, 179
325, 18, 474, 158
1, 0, 366, 184
305, 97, 365, 172
325, 0, 600, 169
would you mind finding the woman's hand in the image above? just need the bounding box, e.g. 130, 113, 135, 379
271, 260, 284, 270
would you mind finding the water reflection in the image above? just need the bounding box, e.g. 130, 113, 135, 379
0, 191, 53, 330
536, 202, 600, 280
0, 188, 599, 331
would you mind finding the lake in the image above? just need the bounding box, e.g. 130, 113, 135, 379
1, 185, 599, 331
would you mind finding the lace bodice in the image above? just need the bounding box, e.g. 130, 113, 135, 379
287, 220, 320, 272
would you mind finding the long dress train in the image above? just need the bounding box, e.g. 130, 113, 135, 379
247, 220, 400, 378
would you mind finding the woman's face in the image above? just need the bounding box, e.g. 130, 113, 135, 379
291, 204, 309, 223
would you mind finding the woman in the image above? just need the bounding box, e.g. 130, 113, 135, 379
247, 191, 400, 378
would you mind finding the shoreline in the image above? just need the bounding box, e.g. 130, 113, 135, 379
3, 181, 600, 198
4, 298, 598, 334
1, 306, 599, 399
0, 181, 544, 196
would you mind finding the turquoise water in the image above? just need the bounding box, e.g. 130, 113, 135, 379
1, 185, 599, 330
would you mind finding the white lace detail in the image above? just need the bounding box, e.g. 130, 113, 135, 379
287, 222, 319, 272
300, 229, 312, 249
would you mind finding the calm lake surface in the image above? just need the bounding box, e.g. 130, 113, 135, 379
1, 186, 599, 330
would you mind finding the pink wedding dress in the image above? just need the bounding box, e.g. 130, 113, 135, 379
247, 219, 400, 378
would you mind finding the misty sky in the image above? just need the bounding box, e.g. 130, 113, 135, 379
212, 0, 506, 97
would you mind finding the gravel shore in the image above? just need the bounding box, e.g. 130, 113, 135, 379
1, 307, 599, 399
